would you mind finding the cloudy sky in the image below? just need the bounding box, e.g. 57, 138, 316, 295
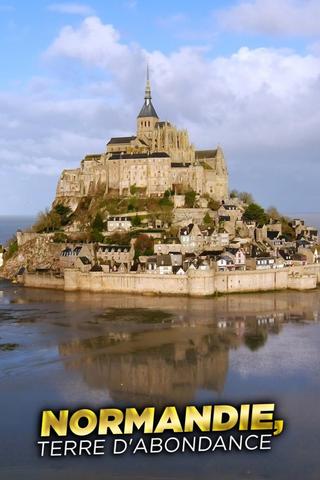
0, 0, 320, 215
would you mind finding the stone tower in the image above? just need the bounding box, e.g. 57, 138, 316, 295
137, 66, 159, 141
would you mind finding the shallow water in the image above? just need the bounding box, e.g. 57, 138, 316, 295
0, 280, 319, 479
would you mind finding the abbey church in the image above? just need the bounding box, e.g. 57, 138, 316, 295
56, 71, 229, 201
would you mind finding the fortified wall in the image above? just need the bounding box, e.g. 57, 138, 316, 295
21, 266, 319, 296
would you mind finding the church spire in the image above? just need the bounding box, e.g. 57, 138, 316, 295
137, 65, 158, 119
145, 64, 151, 100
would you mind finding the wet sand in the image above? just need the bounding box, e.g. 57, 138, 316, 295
0, 280, 319, 479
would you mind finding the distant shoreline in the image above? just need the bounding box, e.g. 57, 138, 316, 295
0, 215, 36, 245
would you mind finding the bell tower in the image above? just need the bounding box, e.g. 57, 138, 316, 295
137, 66, 159, 140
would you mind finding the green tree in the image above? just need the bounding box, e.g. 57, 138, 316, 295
130, 184, 139, 195
134, 234, 154, 258
238, 191, 254, 204
159, 195, 173, 207
208, 199, 220, 211
163, 189, 171, 198
243, 203, 269, 226
54, 203, 71, 217
105, 232, 131, 244
92, 212, 104, 231
127, 196, 139, 212
185, 190, 196, 208
280, 217, 295, 241
230, 189, 238, 199
90, 229, 104, 243
53, 232, 68, 243
5, 236, 18, 259
159, 208, 173, 225
33, 209, 61, 233
54, 203, 72, 226
267, 206, 281, 220
132, 215, 142, 227
203, 212, 213, 225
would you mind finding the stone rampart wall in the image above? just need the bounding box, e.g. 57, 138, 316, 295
21, 264, 320, 296
214, 269, 289, 293
22, 272, 64, 289
64, 269, 190, 295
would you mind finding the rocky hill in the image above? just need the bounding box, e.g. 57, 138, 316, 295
1, 236, 61, 280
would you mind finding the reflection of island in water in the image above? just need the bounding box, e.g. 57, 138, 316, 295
57, 290, 319, 405
60, 324, 231, 404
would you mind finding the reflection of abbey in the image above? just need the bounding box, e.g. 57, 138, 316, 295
56, 70, 228, 201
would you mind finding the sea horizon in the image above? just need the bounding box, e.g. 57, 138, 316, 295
0, 215, 36, 245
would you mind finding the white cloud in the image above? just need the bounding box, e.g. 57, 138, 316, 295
217, 0, 320, 37
308, 41, 320, 56
45, 17, 143, 79
44, 16, 146, 103
48, 2, 95, 16
1, 15, 320, 214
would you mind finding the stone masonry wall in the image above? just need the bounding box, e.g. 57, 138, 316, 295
214, 269, 289, 293
23, 272, 64, 289
20, 265, 320, 295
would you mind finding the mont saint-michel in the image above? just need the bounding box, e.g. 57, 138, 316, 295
0, 73, 319, 295
56, 69, 228, 203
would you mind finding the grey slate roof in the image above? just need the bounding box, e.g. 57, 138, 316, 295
138, 99, 158, 118
90, 264, 103, 272
109, 152, 169, 160
200, 250, 223, 257
156, 254, 172, 267
107, 136, 136, 145
180, 224, 194, 235
195, 149, 217, 159
98, 245, 130, 252
155, 121, 171, 128
79, 256, 91, 265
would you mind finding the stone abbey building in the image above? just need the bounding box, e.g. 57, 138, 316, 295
56, 71, 229, 201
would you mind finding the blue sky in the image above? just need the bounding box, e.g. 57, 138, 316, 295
0, 0, 313, 88
1, 0, 320, 215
